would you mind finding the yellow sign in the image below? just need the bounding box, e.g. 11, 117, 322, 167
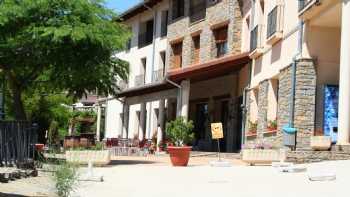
211, 123, 224, 139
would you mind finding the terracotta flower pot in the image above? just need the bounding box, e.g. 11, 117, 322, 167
35, 144, 45, 152
167, 146, 191, 166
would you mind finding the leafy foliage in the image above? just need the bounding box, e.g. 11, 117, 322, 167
53, 162, 79, 197
0, 0, 130, 120
165, 117, 195, 147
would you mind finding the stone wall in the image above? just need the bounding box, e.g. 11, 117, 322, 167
277, 59, 316, 149
245, 59, 316, 149
167, 0, 243, 70
257, 80, 268, 139
294, 59, 317, 148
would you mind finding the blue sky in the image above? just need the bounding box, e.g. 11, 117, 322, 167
105, 0, 142, 14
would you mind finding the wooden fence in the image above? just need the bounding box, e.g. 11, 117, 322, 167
0, 121, 38, 167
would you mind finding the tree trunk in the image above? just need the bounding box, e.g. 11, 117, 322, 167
6, 71, 27, 120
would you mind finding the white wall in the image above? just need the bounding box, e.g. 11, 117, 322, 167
105, 1, 169, 139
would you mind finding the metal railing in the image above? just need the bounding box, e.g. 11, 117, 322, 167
153, 69, 164, 83
267, 6, 278, 39
117, 80, 128, 91
216, 42, 228, 57
0, 121, 38, 167
138, 32, 153, 48
250, 25, 263, 52
134, 74, 145, 87
298, 0, 318, 11
189, 0, 207, 23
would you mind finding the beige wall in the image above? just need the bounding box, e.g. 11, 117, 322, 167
305, 26, 341, 129
244, 0, 342, 132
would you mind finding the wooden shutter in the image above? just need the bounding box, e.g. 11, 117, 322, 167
214, 27, 228, 43
172, 43, 182, 69
193, 36, 200, 64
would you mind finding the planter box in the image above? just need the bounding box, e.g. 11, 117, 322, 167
310, 136, 331, 151
66, 150, 111, 166
242, 149, 285, 165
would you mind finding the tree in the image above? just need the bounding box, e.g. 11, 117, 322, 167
0, 0, 130, 120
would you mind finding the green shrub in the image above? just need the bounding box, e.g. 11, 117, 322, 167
165, 117, 195, 147
53, 163, 79, 197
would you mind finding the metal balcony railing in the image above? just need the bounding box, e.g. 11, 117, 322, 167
250, 25, 263, 52
153, 69, 164, 83
134, 74, 145, 87
298, 0, 318, 11
267, 6, 278, 39
117, 80, 128, 91
138, 32, 153, 48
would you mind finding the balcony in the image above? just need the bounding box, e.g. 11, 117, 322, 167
298, 0, 337, 21
138, 32, 153, 48
134, 74, 145, 87
298, 0, 316, 11
249, 25, 264, 59
153, 69, 164, 83
117, 80, 128, 91
266, 5, 284, 45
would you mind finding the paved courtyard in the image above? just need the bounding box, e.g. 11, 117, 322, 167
76, 156, 350, 197
1, 155, 349, 197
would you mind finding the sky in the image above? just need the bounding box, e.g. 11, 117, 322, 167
104, 0, 143, 14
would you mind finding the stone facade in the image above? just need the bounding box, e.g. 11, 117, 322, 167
257, 80, 268, 139
245, 59, 316, 149
277, 59, 317, 149
166, 0, 242, 70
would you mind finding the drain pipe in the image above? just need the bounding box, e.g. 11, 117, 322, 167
241, 62, 253, 147
166, 78, 182, 117
290, 20, 304, 128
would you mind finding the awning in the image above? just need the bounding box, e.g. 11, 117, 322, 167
117, 81, 174, 98
167, 52, 250, 83
116, 52, 250, 98
118, 0, 164, 21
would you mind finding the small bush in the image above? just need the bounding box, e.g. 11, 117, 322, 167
54, 163, 79, 197
165, 117, 194, 147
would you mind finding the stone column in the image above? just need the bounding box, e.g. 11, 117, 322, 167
122, 104, 130, 139
337, 0, 350, 145
257, 80, 269, 140
139, 103, 147, 141
157, 99, 165, 151
180, 80, 190, 120
96, 105, 102, 142
277, 59, 316, 148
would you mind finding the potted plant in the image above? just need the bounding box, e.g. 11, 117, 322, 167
248, 120, 257, 135
165, 117, 195, 166
267, 120, 277, 132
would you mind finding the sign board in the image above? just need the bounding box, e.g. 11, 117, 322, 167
211, 123, 224, 139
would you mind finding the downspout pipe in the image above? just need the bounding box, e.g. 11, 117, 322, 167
290, 20, 304, 128
241, 62, 252, 147
166, 77, 182, 117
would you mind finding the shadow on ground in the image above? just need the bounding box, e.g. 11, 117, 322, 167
0, 193, 28, 197
108, 160, 158, 166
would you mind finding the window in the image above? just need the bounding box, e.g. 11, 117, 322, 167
161, 10, 168, 37
153, 51, 166, 82
138, 19, 154, 48
190, 0, 206, 23
171, 42, 183, 69
260, 0, 265, 14
214, 26, 228, 57
172, 0, 185, 20
192, 35, 200, 63
135, 58, 146, 86
160, 51, 166, 73
126, 38, 131, 51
